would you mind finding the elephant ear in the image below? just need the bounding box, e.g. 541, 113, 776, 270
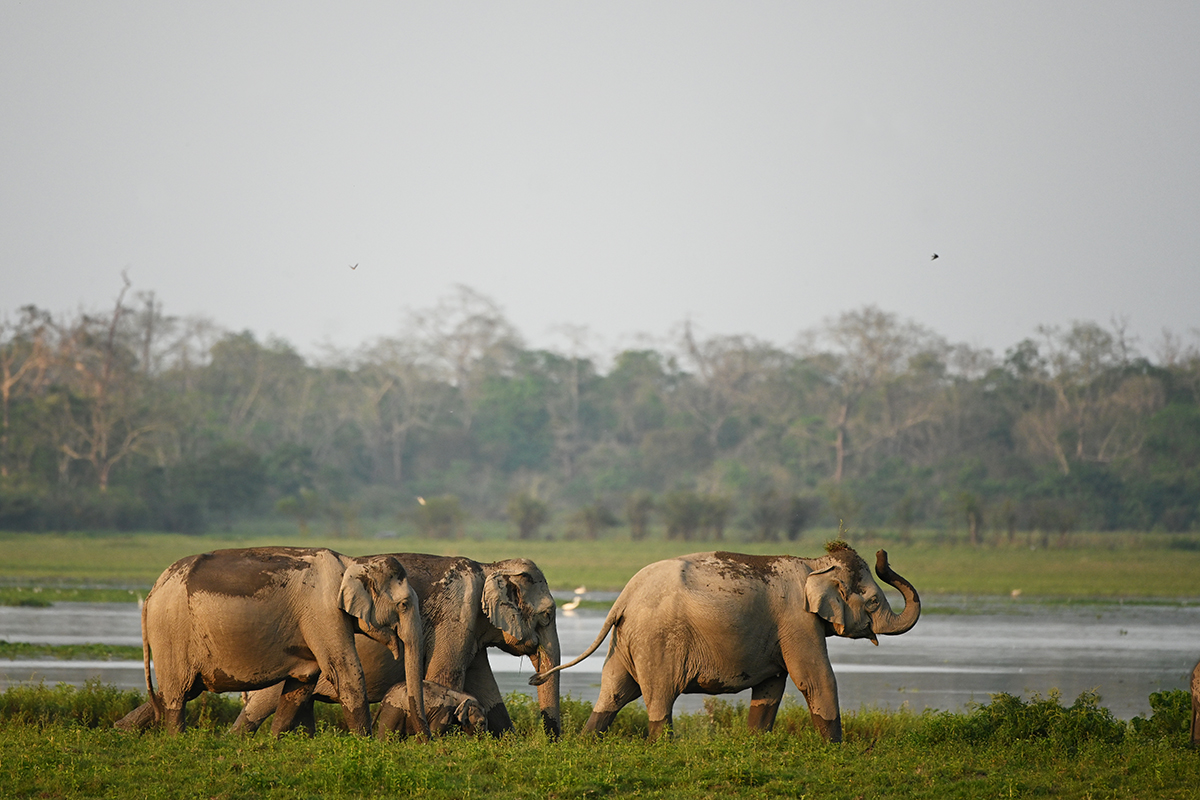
339, 556, 404, 630
482, 571, 535, 641
804, 564, 849, 630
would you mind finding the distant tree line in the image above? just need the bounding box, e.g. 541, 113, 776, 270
1, 277, 1198, 538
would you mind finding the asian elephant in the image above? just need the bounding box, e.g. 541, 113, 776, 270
530, 544, 919, 742
375, 680, 487, 737
233, 554, 561, 738
132, 547, 427, 736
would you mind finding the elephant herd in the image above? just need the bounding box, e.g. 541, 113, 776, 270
116, 543, 1200, 746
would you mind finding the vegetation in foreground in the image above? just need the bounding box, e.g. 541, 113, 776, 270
0, 681, 1196, 799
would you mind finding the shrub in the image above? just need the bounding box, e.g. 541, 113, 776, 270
917, 689, 1125, 749
0, 680, 143, 728
1130, 689, 1192, 742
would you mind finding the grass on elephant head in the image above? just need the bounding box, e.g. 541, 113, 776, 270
2, 682, 1198, 800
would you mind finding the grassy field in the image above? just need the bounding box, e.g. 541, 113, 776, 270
0, 681, 1197, 799
2, 525, 1200, 602
3, 527, 1199, 797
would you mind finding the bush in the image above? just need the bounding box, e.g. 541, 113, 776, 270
1130, 689, 1192, 742
917, 689, 1126, 749
0, 680, 144, 728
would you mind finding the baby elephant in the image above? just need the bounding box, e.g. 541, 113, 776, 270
531, 543, 919, 741
376, 681, 487, 738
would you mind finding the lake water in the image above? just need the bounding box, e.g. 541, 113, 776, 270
3, 598, 1197, 720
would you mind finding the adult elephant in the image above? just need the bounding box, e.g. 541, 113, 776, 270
233, 554, 561, 737
134, 547, 427, 736
530, 543, 919, 742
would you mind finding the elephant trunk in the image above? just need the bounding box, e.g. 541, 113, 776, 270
402, 613, 430, 738
534, 618, 562, 738
870, 549, 921, 636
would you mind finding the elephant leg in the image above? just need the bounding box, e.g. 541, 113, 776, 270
646, 708, 674, 741
643, 690, 677, 741
270, 678, 316, 737
318, 656, 371, 735
114, 701, 157, 731
585, 660, 642, 735
782, 638, 842, 742
463, 649, 512, 737
162, 674, 205, 734
747, 673, 788, 732
231, 684, 283, 735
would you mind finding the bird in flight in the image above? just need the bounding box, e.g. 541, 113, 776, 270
349, 263, 358, 270
931, 254, 939, 260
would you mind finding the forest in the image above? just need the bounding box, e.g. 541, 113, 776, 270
1, 277, 1197, 540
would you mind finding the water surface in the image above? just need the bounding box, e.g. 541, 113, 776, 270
3, 599, 1197, 720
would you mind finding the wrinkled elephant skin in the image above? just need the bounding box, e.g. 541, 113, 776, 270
123, 547, 427, 736
232, 554, 561, 738
530, 544, 919, 742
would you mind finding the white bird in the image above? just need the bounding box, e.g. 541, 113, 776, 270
562, 585, 587, 613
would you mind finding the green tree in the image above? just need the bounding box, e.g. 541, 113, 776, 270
413, 494, 465, 539
624, 490, 655, 540
507, 491, 549, 540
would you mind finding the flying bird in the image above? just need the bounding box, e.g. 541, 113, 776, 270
349, 263, 358, 270
931, 254, 939, 260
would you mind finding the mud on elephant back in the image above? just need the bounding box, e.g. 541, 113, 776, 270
115, 547, 428, 736
531, 543, 920, 742
230, 553, 561, 739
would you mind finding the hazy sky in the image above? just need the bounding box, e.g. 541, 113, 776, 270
3, 2, 1198, 361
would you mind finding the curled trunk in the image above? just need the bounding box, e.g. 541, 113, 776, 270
870, 549, 921, 636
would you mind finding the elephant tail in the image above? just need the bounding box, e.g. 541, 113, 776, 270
528, 601, 622, 687
141, 594, 163, 722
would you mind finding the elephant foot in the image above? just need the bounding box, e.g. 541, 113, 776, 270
485, 703, 513, 736
583, 709, 619, 735
540, 710, 562, 739
114, 702, 157, 731
647, 717, 672, 741
747, 699, 780, 732
811, 713, 843, 743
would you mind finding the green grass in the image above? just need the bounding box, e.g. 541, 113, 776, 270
0, 682, 1196, 799
3, 526, 1200, 602
0, 641, 144, 661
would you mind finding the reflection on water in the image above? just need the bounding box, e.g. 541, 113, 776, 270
3, 599, 1198, 720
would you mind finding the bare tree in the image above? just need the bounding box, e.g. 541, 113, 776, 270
0, 307, 53, 477
1014, 321, 1164, 475
357, 335, 446, 487
799, 306, 948, 483
411, 286, 522, 430
56, 275, 161, 491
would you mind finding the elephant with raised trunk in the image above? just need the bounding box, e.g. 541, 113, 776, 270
530, 543, 919, 742
134, 547, 427, 736
233, 554, 561, 738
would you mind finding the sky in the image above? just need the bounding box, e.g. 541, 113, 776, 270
3, 2, 1198, 363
